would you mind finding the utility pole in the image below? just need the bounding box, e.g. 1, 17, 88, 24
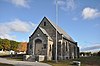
55, 0, 58, 63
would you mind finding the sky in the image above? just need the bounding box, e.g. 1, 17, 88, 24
0, 0, 100, 52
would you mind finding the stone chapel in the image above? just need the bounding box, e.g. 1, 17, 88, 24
27, 17, 79, 61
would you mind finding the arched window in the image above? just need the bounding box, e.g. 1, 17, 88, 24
44, 22, 46, 26
35, 39, 42, 44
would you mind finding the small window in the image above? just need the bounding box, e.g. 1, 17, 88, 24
50, 45, 51, 51
44, 44, 47, 49
30, 44, 32, 49
66, 43, 67, 51
44, 22, 46, 26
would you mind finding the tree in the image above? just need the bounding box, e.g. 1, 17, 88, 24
97, 51, 100, 56
17, 42, 27, 52
0, 45, 3, 50
0, 38, 21, 51
0, 38, 3, 50
80, 52, 85, 56
10, 40, 20, 51
2, 39, 11, 50
86, 52, 91, 56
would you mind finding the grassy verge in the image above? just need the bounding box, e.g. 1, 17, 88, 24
73, 56, 100, 66
0, 54, 24, 61
7, 57, 23, 61
0, 63, 14, 66
0, 54, 100, 66
44, 60, 72, 66
43, 56, 100, 66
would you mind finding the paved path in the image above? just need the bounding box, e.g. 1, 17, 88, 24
0, 58, 51, 66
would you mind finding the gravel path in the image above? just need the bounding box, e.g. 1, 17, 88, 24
0, 58, 51, 66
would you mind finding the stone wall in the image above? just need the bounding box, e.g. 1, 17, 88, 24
28, 28, 47, 56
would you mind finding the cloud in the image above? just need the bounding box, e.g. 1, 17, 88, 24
56, 0, 65, 6
82, 7, 100, 19
0, 25, 16, 40
81, 45, 100, 51
0, 19, 37, 40
66, 0, 76, 10
5, 0, 30, 8
0, 34, 16, 40
54, 0, 76, 11
81, 42, 100, 51
7, 19, 36, 32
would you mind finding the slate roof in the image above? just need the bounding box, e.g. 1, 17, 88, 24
45, 17, 75, 42
39, 27, 52, 40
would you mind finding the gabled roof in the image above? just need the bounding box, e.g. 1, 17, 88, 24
30, 17, 75, 43
44, 17, 75, 42
39, 27, 52, 40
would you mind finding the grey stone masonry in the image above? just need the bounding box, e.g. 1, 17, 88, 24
27, 17, 79, 61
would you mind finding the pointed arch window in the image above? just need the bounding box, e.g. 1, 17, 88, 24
44, 22, 46, 26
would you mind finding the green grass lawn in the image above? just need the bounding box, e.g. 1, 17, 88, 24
0, 54, 24, 61
44, 56, 100, 66
44, 60, 71, 66
0, 63, 14, 66
0, 54, 100, 66
73, 56, 100, 66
